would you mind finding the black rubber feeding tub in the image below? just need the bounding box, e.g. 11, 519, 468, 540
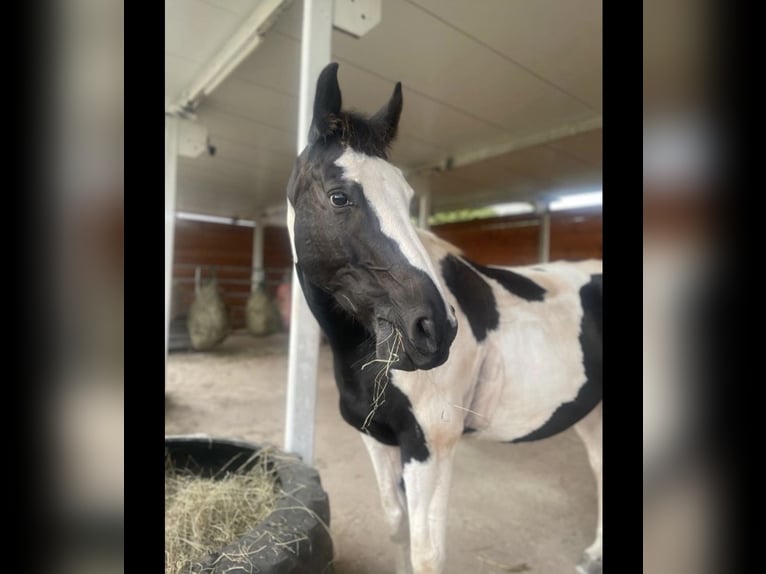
165, 436, 333, 574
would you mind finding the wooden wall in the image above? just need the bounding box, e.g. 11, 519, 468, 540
432, 207, 602, 266
171, 220, 293, 328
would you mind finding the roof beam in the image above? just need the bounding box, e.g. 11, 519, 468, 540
405, 116, 602, 176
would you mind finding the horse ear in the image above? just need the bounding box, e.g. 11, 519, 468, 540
309, 63, 342, 144
372, 82, 403, 146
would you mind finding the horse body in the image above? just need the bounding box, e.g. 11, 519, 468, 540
287, 63, 602, 574
416, 233, 602, 444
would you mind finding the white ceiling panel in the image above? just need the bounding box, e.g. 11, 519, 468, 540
207, 137, 295, 172
165, 54, 201, 107
330, 0, 593, 132
206, 76, 299, 132
195, 106, 295, 154
388, 136, 446, 167
167, 0, 602, 219
271, 0, 304, 38
408, 0, 602, 111
332, 63, 509, 156
164, 0, 240, 59
439, 159, 534, 190
232, 30, 303, 96
201, 0, 267, 17
165, 0, 248, 104
180, 156, 291, 189
546, 129, 603, 167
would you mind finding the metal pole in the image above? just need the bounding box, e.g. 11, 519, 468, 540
418, 187, 432, 230
408, 173, 431, 229
537, 201, 551, 263
165, 116, 179, 369
284, 0, 332, 464
252, 217, 265, 290
418, 192, 431, 229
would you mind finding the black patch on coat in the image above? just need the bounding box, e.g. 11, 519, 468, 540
470, 261, 547, 302
511, 274, 602, 443
440, 255, 499, 342
296, 266, 430, 465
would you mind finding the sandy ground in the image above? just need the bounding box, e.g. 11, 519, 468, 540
165, 332, 598, 574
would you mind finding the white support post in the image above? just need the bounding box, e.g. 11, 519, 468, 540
165, 116, 179, 368
284, 0, 333, 465
408, 173, 431, 229
252, 217, 265, 291
537, 201, 551, 263
418, 191, 431, 230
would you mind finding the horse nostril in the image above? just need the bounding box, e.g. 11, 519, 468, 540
414, 317, 437, 353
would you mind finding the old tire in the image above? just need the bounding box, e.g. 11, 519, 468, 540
165, 436, 333, 574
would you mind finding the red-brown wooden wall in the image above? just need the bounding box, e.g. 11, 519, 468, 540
171, 220, 293, 327
433, 207, 602, 266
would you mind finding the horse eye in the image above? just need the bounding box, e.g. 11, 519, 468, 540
330, 192, 349, 207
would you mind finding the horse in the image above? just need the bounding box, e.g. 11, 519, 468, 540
285, 63, 602, 574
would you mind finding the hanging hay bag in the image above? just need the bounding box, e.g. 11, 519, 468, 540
246, 286, 283, 336
188, 281, 230, 350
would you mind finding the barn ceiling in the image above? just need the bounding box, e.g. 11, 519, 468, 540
165, 0, 602, 220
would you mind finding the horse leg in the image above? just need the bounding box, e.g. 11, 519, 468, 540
401, 442, 458, 574
574, 402, 603, 574
361, 434, 412, 574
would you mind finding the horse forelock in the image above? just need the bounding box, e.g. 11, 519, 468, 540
318, 111, 395, 159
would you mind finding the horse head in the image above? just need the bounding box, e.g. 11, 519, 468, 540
286, 63, 457, 371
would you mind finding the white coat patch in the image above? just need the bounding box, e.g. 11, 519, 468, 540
335, 149, 454, 323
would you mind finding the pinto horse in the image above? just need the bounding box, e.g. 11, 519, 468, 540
286, 63, 602, 574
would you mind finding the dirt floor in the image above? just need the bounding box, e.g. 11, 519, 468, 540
165, 331, 598, 574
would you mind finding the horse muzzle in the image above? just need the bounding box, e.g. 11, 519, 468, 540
374, 309, 457, 371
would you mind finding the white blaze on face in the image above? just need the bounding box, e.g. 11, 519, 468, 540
335, 149, 455, 323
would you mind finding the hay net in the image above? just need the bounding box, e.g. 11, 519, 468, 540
187, 277, 230, 350
245, 284, 283, 337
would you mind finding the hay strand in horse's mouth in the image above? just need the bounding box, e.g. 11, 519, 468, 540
360, 327, 403, 432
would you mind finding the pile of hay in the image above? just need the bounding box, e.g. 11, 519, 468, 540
165, 453, 280, 574
187, 280, 230, 350
246, 285, 283, 337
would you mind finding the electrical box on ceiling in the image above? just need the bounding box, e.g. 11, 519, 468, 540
333, 0, 381, 38
178, 119, 209, 158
